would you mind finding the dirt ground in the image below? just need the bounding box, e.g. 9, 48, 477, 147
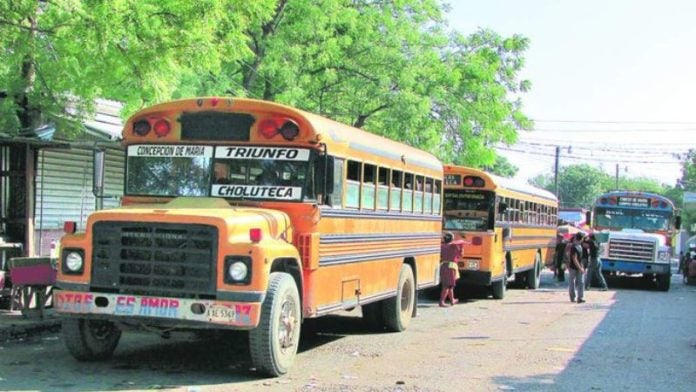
1, 270, 695, 391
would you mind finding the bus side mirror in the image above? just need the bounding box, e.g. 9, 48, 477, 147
585, 211, 592, 226
498, 202, 508, 214
502, 227, 510, 238
675, 216, 682, 230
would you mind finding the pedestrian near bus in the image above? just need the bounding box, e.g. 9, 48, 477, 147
440, 232, 464, 307
584, 233, 608, 291
568, 232, 586, 303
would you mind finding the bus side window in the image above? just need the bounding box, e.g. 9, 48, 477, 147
403, 172, 414, 212
362, 163, 376, 210
346, 160, 361, 208
329, 157, 343, 206
377, 167, 389, 210
414, 175, 424, 213
433, 179, 441, 215
424, 177, 433, 214
391, 170, 403, 211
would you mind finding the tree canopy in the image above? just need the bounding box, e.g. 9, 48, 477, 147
1, 0, 531, 169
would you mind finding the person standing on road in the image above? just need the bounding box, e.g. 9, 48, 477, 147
440, 232, 463, 307
584, 233, 608, 291
554, 233, 566, 282
568, 232, 586, 303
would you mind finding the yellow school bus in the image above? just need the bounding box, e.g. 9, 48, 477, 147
54, 97, 443, 376
443, 165, 558, 299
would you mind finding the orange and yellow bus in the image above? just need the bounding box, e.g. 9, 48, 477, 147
54, 97, 443, 376
443, 165, 558, 299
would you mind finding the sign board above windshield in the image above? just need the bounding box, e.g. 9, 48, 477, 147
617, 196, 649, 207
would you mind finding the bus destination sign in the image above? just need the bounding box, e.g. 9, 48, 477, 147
617, 196, 650, 207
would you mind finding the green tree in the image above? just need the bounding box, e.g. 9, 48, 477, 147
179, 1, 531, 168
485, 155, 518, 178
0, 0, 272, 135
530, 164, 611, 208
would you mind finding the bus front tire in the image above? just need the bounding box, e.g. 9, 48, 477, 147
249, 272, 301, 377
527, 254, 542, 290
62, 318, 121, 361
383, 264, 415, 332
491, 277, 506, 299
656, 274, 670, 291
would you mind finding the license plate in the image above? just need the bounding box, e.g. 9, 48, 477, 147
466, 260, 479, 270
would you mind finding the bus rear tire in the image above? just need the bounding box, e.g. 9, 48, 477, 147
383, 264, 415, 332
62, 318, 121, 361
249, 272, 301, 377
491, 277, 506, 299
527, 253, 542, 290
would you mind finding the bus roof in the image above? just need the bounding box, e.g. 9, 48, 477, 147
444, 165, 558, 203
125, 97, 442, 175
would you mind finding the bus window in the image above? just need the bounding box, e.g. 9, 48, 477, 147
362, 163, 376, 210
390, 170, 403, 211
328, 157, 344, 206
433, 179, 441, 214
424, 177, 433, 214
403, 173, 414, 212
414, 175, 424, 213
377, 167, 389, 210
126, 149, 212, 197
346, 160, 361, 208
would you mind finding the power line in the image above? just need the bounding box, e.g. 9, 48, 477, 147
532, 127, 696, 132
496, 146, 683, 164
533, 119, 696, 125
512, 141, 690, 155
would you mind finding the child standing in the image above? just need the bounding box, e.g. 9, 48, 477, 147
440, 232, 464, 307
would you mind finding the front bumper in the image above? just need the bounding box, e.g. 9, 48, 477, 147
602, 260, 670, 275
54, 290, 261, 328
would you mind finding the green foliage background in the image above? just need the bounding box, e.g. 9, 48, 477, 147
0, 0, 530, 171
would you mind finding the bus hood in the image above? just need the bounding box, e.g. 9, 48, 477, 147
86, 197, 293, 242
607, 230, 666, 246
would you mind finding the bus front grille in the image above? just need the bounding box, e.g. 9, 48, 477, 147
91, 222, 218, 299
607, 239, 655, 263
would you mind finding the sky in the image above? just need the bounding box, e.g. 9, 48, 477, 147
447, 0, 695, 185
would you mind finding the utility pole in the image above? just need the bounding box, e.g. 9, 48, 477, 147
615, 163, 619, 190
554, 146, 560, 197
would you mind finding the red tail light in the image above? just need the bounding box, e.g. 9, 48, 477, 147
153, 119, 171, 137
64, 221, 77, 234
250, 228, 263, 242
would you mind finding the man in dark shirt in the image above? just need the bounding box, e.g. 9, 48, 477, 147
584, 233, 608, 291
568, 232, 586, 303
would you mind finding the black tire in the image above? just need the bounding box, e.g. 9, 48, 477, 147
383, 264, 415, 332
656, 274, 670, 291
249, 272, 301, 377
527, 253, 542, 290
491, 277, 506, 299
62, 318, 121, 361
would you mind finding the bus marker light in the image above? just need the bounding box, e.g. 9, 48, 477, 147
250, 228, 263, 242
153, 119, 171, 137
279, 120, 300, 140
133, 119, 151, 136
258, 118, 281, 138
210, 97, 219, 107
64, 221, 77, 234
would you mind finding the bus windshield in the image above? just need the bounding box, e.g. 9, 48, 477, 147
126, 145, 214, 197
594, 207, 671, 231
443, 190, 495, 231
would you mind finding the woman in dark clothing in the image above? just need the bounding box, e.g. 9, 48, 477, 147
584, 233, 608, 291
440, 232, 463, 307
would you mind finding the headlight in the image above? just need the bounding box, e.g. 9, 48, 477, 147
224, 256, 252, 284
62, 250, 84, 274
228, 261, 248, 281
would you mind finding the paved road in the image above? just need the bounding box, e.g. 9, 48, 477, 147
1, 271, 695, 391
